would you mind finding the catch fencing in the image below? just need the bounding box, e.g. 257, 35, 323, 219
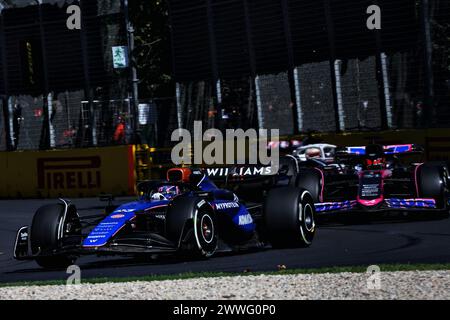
0, 0, 143, 152
170, 0, 450, 135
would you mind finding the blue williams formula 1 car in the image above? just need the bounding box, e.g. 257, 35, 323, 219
281, 143, 450, 218
14, 167, 316, 269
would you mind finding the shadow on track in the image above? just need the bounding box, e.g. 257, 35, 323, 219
4, 246, 270, 274
317, 212, 449, 227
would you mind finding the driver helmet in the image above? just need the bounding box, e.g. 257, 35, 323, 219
365, 144, 386, 168
305, 147, 322, 159
152, 185, 180, 200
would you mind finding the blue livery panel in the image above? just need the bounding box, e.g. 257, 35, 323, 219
83, 173, 256, 248
212, 200, 256, 233
82, 200, 168, 247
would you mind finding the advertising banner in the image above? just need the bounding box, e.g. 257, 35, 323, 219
0, 145, 136, 198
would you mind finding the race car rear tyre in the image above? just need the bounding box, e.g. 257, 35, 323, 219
31, 203, 79, 269
166, 197, 218, 258
264, 187, 316, 248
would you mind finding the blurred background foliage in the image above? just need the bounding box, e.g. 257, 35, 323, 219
129, 0, 173, 99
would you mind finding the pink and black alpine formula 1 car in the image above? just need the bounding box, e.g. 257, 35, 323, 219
280, 144, 450, 217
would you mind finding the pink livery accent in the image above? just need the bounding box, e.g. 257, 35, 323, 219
414, 163, 424, 197
357, 196, 384, 207
381, 169, 392, 178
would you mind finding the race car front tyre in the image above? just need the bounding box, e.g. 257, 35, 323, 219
417, 163, 449, 211
166, 197, 218, 258
192, 207, 218, 258
264, 187, 316, 248
30, 203, 79, 269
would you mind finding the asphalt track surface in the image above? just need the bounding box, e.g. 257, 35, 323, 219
1, 197, 450, 283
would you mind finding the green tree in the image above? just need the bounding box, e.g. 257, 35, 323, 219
129, 0, 173, 99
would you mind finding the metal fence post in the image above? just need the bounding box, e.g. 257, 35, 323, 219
334, 60, 346, 131
206, 0, 219, 130
372, 0, 391, 130
122, 0, 140, 141
48, 92, 55, 148
255, 75, 264, 128
281, 0, 300, 134
35, 0, 51, 150
324, 0, 343, 132
175, 82, 183, 128
7, 97, 14, 149
293, 67, 303, 132
380, 52, 393, 128
0, 8, 12, 151
216, 79, 222, 104
91, 97, 97, 146
421, 0, 434, 126
79, 0, 97, 146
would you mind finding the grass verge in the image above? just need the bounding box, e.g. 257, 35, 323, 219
0, 263, 449, 288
